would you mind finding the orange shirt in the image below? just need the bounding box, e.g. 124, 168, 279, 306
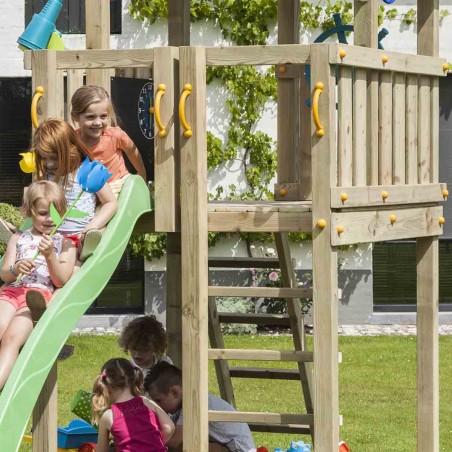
78, 126, 131, 182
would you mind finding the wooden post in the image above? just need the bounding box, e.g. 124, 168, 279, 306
32, 363, 57, 452
166, 0, 190, 369
85, 0, 111, 91
277, 1, 301, 194
310, 43, 339, 451
416, 3, 439, 452
179, 46, 208, 451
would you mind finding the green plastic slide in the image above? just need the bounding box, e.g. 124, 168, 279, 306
0, 175, 152, 451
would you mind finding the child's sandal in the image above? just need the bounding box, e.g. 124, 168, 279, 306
79, 229, 103, 262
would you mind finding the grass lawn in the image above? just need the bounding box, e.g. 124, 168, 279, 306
18, 334, 452, 451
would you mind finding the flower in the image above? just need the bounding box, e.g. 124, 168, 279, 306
19, 152, 36, 173
268, 271, 279, 282
77, 157, 111, 193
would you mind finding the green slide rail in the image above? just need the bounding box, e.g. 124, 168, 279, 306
0, 175, 152, 451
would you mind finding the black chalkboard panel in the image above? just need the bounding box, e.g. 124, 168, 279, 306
111, 77, 154, 181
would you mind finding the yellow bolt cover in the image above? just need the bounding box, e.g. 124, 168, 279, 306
279, 188, 288, 197
389, 214, 397, 224
381, 190, 389, 200
443, 189, 449, 199
337, 225, 344, 234
340, 192, 348, 202
317, 219, 327, 229
439, 216, 446, 225
443, 63, 450, 73
339, 49, 346, 59
382, 55, 389, 64
279, 65, 286, 73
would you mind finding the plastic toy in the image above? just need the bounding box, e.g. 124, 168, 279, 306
57, 420, 98, 449
17, 0, 64, 50
274, 439, 312, 451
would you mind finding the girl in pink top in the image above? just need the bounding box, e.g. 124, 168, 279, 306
92, 358, 174, 452
71, 85, 147, 197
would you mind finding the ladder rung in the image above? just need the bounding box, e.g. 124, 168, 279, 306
229, 367, 301, 380
209, 257, 280, 269
248, 423, 311, 434
208, 410, 313, 426
218, 312, 290, 325
208, 349, 313, 362
209, 286, 312, 298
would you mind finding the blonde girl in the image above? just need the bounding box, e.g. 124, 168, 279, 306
71, 85, 147, 197
92, 358, 174, 452
0, 180, 76, 389
33, 119, 118, 262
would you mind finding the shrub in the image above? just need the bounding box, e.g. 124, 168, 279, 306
216, 297, 257, 335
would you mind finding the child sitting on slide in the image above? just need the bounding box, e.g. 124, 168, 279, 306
0, 181, 76, 389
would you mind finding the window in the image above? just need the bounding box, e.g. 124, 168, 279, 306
25, 0, 122, 35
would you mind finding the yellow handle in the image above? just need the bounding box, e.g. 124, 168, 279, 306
179, 83, 193, 138
31, 86, 44, 129
312, 82, 324, 137
154, 84, 167, 137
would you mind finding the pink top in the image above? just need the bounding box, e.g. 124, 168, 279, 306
77, 126, 131, 182
110, 396, 166, 452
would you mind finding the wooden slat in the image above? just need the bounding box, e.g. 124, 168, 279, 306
218, 313, 290, 326
393, 73, 406, 184
378, 71, 393, 184
329, 44, 446, 76
85, 0, 111, 91
154, 46, 179, 232
431, 77, 439, 183
331, 206, 444, 246
300, 64, 312, 200
230, 367, 300, 380
406, 74, 418, 185
353, 68, 367, 186
180, 46, 209, 452
311, 43, 339, 451
338, 66, 353, 186
168, 0, 190, 46
208, 349, 313, 362
354, 0, 378, 48
418, 75, 431, 184
206, 45, 311, 66
274, 183, 302, 201
208, 411, 313, 426
66, 69, 84, 122
331, 183, 446, 208
209, 257, 280, 268
208, 200, 312, 212
209, 286, 312, 298
367, 70, 379, 185
248, 423, 311, 434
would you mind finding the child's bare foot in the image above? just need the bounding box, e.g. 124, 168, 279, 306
26, 290, 47, 325
79, 229, 102, 262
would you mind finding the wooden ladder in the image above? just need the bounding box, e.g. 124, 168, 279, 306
207, 232, 314, 437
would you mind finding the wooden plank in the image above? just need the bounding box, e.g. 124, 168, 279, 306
208, 349, 313, 362
207, 211, 312, 232
353, 68, 367, 186
208, 297, 236, 407
274, 183, 301, 201
331, 183, 446, 208
338, 66, 353, 187
310, 43, 339, 451
275, 64, 304, 79
168, 0, 190, 46
378, 71, 393, 184
406, 75, 418, 185
416, 236, 439, 452
206, 45, 311, 67
417, 1, 439, 58
154, 47, 179, 232
218, 313, 290, 325
208, 286, 312, 298
354, 0, 378, 48
180, 46, 208, 452
230, 367, 300, 380
209, 257, 280, 268
208, 200, 312, 212
367, 70, 379, 185
393, 73, 406, 184
300, 64, 312, 200
331, 206, 444, 246
208, 411, 313, 426
249, 423, 310, 434
431, 77, 439, 183
66, 69, 84, 122
85, 0, 111, 90
418, 76, 431, 184
32, 363, 57, 452
329, 44, 446, 76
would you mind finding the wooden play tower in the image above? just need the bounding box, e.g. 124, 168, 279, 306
23, 1, 445, 451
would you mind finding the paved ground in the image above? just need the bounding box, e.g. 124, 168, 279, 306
71, 324, 452, 336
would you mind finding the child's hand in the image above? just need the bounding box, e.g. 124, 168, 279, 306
15, 259, 35, 275
38, 234, 55, 257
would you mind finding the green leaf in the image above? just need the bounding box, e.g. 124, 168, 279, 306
68, 209, 88, 219
50, 204, 62, 225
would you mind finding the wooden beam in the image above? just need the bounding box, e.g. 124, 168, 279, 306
168, 0, 190, 46
208, 286, 312, 298
353, 0, 378, 48
208, 411, 313, 426
85, 0, 111, 90
417, 0, 439, 57
208, 349, 313, 362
